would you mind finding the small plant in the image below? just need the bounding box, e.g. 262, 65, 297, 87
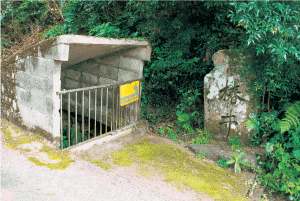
229, 135, 243, 150
226, 151, 253, 174
189, 129, 213, 144
60, 126, 87, 149
217, 158, 230, 168
195, 151, 206, 159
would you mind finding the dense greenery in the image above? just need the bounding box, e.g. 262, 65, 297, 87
1, 1, 300, 199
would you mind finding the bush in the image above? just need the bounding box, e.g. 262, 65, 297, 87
255, 101, 300, 200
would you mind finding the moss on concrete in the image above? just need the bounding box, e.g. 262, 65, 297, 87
91, 137, 249, 201
1, 121, 74, 170
91, 160, 112, 170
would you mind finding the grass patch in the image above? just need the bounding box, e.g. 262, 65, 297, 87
103, 137, 249, 201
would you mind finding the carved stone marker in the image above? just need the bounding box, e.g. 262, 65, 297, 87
204, 49, 256, 143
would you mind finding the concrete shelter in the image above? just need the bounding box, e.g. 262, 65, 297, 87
1, 35, 151, 146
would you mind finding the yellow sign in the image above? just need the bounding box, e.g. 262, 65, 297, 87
120, 81, 139, 106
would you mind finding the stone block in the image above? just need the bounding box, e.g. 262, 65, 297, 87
15, 71, 31, 89
25, 57, 54, 78
82, 72, 98, 85
99, 65, 118, 80
66, 69, 81, 80
17, 103, 53, 134
122, 46, 152, 61
96, 55, 120, 67
40, 44, 69, 61
118, 69, 140, 82
204, 49, 256, 143
99, 77, 118, 85
15, 86, 31, 105
29, 91, 53, 116
119, 56, 143, 74
65, 78, 80, 89
79, 59, 99, 75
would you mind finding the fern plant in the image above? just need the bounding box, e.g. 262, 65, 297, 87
280, 101, 300, 134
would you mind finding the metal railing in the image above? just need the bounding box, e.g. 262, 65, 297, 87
57, 79, 142, 149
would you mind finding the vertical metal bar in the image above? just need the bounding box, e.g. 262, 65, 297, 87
125, 104, 127, 126
75, 92, 77, 145
88, 90, 90, 140
115, 86, 118, 129
82, 91, 84, 142
106, 87, 108, 133
112, 86, 114, 131
129, 102, 131, 125
135, 98, 137, 122
119, 85, 122, 128
138, 81, 141, 122
100, 88, 103, 135
60, 94, 63, 149
68, 93, 70, 147
95, 89, 97, 138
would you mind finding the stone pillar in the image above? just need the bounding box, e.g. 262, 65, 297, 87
204, 49, 256, 143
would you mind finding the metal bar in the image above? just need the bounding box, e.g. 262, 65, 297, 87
68, 93, 70, 147
82, 91, 84, 142
119, 85, 121, 128
138, 81, 142, 122
135, 98, 137, 122
125, 104, 127, 126
56, 78, 145, 95
115, 86, 118, 129
129, 103, 131, 125
95, 89, 97, 138
100, 88, 103, 135
75, 92, 77, 145
88, 90, 90, 140
56, 84, 113, 95
106, 87, 108, 133
112, 85, 114, 131
60, 94, 63, 149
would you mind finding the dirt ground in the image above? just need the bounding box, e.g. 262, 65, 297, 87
1, 118, 289, 201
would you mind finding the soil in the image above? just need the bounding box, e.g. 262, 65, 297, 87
1, 118, 290, 201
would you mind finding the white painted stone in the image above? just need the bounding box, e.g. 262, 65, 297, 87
204, 49, 256, 142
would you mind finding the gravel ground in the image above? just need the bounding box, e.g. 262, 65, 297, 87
1, 141, 169, 201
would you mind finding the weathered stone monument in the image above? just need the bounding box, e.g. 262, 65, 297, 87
204, 49, 256, 143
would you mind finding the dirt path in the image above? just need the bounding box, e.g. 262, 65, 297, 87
1, 119, 253, 201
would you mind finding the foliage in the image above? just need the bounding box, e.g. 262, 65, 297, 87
246, 110, 282, 146
255, 101, 300, 200
229, 135, 244, 150
195, 151, 206, 159
188, 129, 213, 144
60, 126, 87, 149
217, 158, 230, 169
176, 89, 202, 134
228, 1, 300, 115
226, 151, 253, 174
1, 1, 63, 59
280, 101, 300, 134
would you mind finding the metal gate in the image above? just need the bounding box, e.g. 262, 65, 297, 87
57, 79, 142, 149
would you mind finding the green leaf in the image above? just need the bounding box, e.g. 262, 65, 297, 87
226, 159, 235, 164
